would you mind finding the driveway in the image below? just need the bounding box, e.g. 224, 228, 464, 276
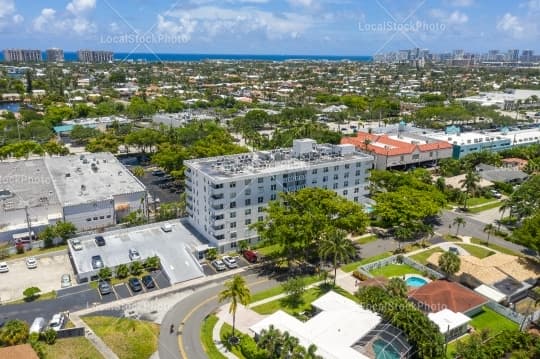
438, 242, 470, 256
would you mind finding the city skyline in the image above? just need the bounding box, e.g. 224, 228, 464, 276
0, 0, 539, 55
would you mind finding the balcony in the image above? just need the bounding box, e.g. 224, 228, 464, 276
212, 204, 224, 210
211, 193, 224, 200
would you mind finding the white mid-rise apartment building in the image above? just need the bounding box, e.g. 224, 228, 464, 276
185, 139, 374, 252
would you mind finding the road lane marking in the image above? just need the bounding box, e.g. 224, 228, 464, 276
178, 277, 270, 359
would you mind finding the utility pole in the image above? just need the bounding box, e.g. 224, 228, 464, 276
25, 205, 33, 246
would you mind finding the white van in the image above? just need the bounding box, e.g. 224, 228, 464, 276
29, 317, 47, 334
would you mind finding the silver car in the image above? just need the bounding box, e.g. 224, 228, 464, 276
129, 248, 141, 261
222, 256, 238, 269
212, 259, 226, 271
61, 274, 72, 288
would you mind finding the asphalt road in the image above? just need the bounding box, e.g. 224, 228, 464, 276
159, 270, 281, 359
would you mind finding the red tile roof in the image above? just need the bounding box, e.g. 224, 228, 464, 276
408, 280, 487, 314
342, 132, 452, 156
0, 344, 39, 359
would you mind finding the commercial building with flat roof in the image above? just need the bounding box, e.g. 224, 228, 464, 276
0, 153, 146, 241
185, 139, 374, 251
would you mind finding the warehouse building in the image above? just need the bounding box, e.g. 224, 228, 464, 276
184, 139, 374, 252
0, 153, 146, 241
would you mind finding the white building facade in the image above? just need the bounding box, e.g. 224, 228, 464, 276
185, 139, 374, 252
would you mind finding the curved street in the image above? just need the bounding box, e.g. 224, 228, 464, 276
158, 270, 280, 359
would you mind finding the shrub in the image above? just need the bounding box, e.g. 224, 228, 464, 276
16, 243, 25, 254
206, 248, 218, 261
352, 270, 368, 281
41, 328, 57, 345
129, 261, 143, 276
98, 267, 112, 280
238, 333, 268, 359
143, 256, 161, 271
23, 286, 41, 301
115, 264, 129, 279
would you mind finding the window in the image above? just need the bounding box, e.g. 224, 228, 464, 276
343, 190, 348, 195
356, 170, 361, 176
258, 207, 264, 213
412, 154, 419, 160
258, 216, 264, 222
229, 182, 236, 188
258, 196, 264, 203
344, 181, 348, 186
333, 183, 338, 189
106, 215, 111, 218
230, 192, 236, 198
270, 184, 277, 191
356, 162, 362, 167
312, 169, 318, 174
216, 235, 225, 240
323, 185, 328, 189
354, 197, 359, 202
270, 194, 277, 200
245, 219, 251, 225
270, 175, 276, 181
230, 233, 237, 239
86, 218, 91, 222
323, 167, 329, 173
344, 172, 349, 178
258, 177, 264, 183
312, 179, 317, 184
230, 212, 236, 218
429, 151, 433, 158
400, 155, 404, 161
230, 222, 236, 228
354, 188, 359, 193
100, 216, 104, 220
355, 179, 360, 185
245, 188, 251, 195
245, 179, 251, 185
230, 201, 236, 209
333, 174, 339, 180
345, 164, 350, 169
93, 217, 98, 220
245, 199, 251, 205
245, 209, 251, 215
323, 176, 328, 182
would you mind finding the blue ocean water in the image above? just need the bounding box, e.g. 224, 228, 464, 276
0, 52, 371, 63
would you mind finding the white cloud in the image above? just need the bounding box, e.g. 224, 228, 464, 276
523, 0, 540, 12
160, 6, 312, 41
288, 0, 314, 6
496, 13, 525, 38
447, 0, 474, 7
0, 0, 23, 29
66, 0, 96, 15
0, 0, 15, 18
33, 7, 96, 35
430, 9, 468, 24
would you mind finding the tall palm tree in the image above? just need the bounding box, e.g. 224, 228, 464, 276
386, 277, 408, 298
459, 170, 480, 210
498, 198, 511, 229
453, 216, 466, 237
483, 223, 495, 246
319, 229, 356, 286
438, 251, 461, 277
218, 275, 251, 339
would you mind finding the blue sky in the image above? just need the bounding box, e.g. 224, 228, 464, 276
0, 0, 539, 55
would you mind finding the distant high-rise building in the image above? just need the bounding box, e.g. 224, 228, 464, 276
487, 50, 499, 61
3, 49, 42, 63
452, 49, 464, 60
77, 50, 114, 63
507, 49, 520, 62
46, 48, 64, 62
521, 50, 534, 62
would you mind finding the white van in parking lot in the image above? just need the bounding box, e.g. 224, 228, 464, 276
30, 317, 47, 334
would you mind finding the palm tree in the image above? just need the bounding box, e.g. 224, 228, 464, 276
459, 170, 480, 210
386, 277, 408, 298
453, 216, 466, 237
438, 251, 461, 277
319, 229, 356, 286
483, 223, 495, 246
498, 199, 511, 229
218, 275, 251, 339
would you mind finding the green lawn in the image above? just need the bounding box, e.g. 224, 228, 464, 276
353, 235, 378, 245
459, 244, 495, 259
200, 315, 227, 359
0, 245, 68, 261
467, 202, 501, 214
249, 273, 323, 303
220, 323, 247, 359
470, 307, 518, 333
470, 238, 521, 256
83, 316, 160, 359
409, 247, 444, 265
370, 263, 423, 278
466, 196, 498, 207
43, 337, 104, 359
9, 290, 57, 304
254, 243, 282, 257
341, 252, 392, 273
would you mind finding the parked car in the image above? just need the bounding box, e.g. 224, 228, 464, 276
91, 255, 104, 269
95, 236, 106, 246
152, 169, 165, 176
128, 248, 141, 261
26, 257, 37, 269
222, 256, 238, 269
212, 259, 226, 271
243, 250, 258, 263
48, 313, 65, 331
29, 317, 47, 334
98, 281, 112, 295
161, 223, 172, 232
490, 189, 502, 199
449, 247, 460, 255
128, 277, 143, 292
71, 238, 83, 251
141, 275, 155, 289
61, 274, 72, 288
0, 262, 8, 273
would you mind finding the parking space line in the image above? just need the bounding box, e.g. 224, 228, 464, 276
154, 279, 160, 290
97, 288, 103, 300
56, 288, 94, 299
111, 285, 120, 300
125, 284, 134, 297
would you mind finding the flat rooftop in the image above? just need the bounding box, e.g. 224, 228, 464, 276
70, 220, 205, 284
45, 153, 146, 206
428, 127, 540, 146
0, 158, 60, 211
186, 144, 373, 181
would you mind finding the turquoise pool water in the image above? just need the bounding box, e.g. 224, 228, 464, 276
405, 276, 428, 287
373, 339, 401, 359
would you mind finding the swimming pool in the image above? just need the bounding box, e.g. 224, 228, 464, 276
405, 276, 428, 287
373, 339, 401, 359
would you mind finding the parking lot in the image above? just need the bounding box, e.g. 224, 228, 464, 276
0, 252, 74, 303
137, 167, 184, 204
56, 269, 171, 305
201, 255, 251, 276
